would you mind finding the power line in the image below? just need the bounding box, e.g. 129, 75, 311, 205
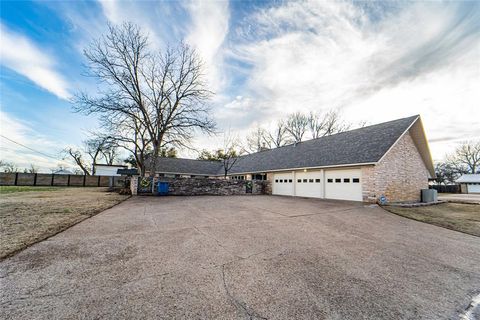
0, 134, 72, 165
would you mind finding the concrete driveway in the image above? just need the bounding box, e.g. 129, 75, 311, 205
1, 196, 479, 320
439, 193, 480, 204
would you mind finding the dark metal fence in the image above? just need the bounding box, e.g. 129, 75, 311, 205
429, 184, 459, 193
0, 172, 125, 188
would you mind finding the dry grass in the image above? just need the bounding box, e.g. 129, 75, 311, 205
384, 203, 480, 237
0, 187, 129, 259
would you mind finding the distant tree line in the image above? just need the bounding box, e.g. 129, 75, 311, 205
244, 110, 358, 153
434, 140, 480, 185
196, 111, 358, 176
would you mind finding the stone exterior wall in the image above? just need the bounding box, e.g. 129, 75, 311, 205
360, 165, 376, 203
131, 177, 271, 196
362, 131, 429, 203
130, 176, 138, 195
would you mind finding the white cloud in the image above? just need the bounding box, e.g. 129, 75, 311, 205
97, 0, 180, 50
0, 24, 71, 100
184, 0, 230, 92
223, 1, 480, 160
0, 111, 74, 172
98, 0, 232, 92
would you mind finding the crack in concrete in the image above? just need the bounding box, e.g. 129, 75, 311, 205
192, 225, 242, 259
0, 271, 171, 306
191, 225, 271, 319
221, 264, 267, 320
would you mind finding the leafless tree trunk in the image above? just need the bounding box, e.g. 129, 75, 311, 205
28, 164, 39, 173
74, 23, 215, 177
447, 140, 480, 174
285, 112, 309, 143
266, 120, 290, 148
64, 148, 91, 175
246, 127, 268, 153
221, 133, 242, 177
308, 110, 351, 139
0, 161, 19, 173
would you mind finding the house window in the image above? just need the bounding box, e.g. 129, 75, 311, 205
353, 178, 360, 183
315, 179, 320, 183
303, 179, 307, 183
289, 179, 292, 183
335, 178, 341, 183
280, 179, 283, 183
344, 178, 350, 183
297, 179, 302, 183
253, 174, 266, 181
275, 179, 278, 183
309, 179, 314, 183
327, 179, 333, 183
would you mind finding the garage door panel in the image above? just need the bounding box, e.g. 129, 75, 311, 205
468, 184, 480, 193
273, 173, 294, 196
295, 171, 323, 198
325, 169, 362, 201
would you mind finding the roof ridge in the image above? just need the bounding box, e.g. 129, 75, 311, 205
236, 114, 419, 159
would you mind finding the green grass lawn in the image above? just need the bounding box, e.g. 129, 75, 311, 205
383, 203, 480, 237
0, 186, 63, 194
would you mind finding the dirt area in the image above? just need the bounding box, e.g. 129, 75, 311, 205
0, 186, 59, 194
0, 187, 129, 259
384, 203, 480, 237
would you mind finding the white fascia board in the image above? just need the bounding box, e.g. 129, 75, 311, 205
226, 162, 376, 176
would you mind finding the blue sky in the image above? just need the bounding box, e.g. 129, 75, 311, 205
1, 0, 479, 172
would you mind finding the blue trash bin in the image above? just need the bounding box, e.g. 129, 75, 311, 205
157, 182, 169, 195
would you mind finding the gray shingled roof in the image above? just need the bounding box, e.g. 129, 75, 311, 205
152, 115, 419, 176
149, 157, 223, 175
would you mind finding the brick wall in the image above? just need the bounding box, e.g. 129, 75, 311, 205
362, 131, 429, 203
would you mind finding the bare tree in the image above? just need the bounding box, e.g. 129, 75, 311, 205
245, 127, 268, 153
85, 138, 106, 175
74, 23, 215, 176
447, 140, 480, 174
198, 133, 243, 177
285, 112, 309, 143
265, 120, 290, 148
64, 136, 117, 175
0, 160, 19, 173
64, 147, 90, 175
102, 114, 151, 175
28, 164, 39, 173
308, 110, 351, 139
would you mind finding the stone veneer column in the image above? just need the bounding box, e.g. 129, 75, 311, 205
130, 176, 138, 195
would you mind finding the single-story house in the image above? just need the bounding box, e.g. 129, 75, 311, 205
94, 164, 128, 176
148, 115, 435, 203
455, 174, 480, 194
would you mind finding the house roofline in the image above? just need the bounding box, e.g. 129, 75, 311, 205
93, 164, 128, 167
153, 162, 377, 177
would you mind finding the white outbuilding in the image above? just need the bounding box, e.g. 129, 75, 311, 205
94, 164, 127, 176
456, 174, 480, 194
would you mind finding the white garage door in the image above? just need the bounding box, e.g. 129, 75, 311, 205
295, 170, 323, 198
325, 169, 362, 201
272, 172, 294, 196
468, 184, 480, 193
